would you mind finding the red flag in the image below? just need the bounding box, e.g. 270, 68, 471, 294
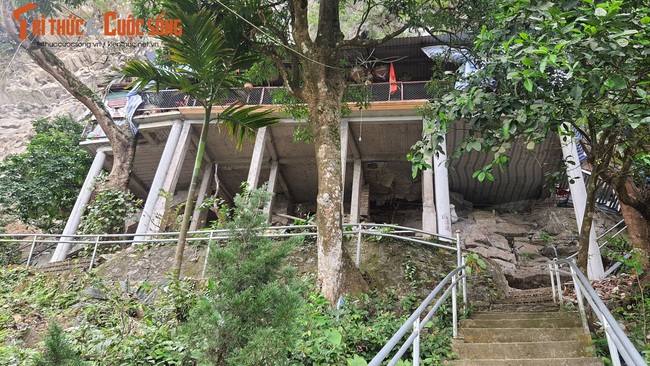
389, 62, 398, 95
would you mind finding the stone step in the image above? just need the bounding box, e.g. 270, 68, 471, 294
452, 340, 592, 359
445, 358, 604, 366
459, 327, 589, 343
470, 311, 579, 320
460, 317, 582, 329
489, 302, 560, 312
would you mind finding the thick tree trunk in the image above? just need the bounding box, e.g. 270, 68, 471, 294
613, 177, 650, 257
302, 48, 369, 303
620, 202, 650, 257
2, 3, 135, 192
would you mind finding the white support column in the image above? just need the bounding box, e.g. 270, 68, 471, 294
350, 159, 363, 223
422, 155, 437, 235
190, 163, 215, 231
340, 119, 349, 216
422, 119, 436, 236
264, 160, 279, 220
559, 133, 604, 280
147, 122, 192, 232
51, 147, 109, 262
247, 127, 267, 189
434, 136, 452, 237
135, 120, 184, 239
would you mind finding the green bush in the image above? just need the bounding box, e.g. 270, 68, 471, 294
0, 116, 91, 233
80, 186, 141, 235
290, 288, 455, 365
32, 322, 85, 366
184, 187, 304, 365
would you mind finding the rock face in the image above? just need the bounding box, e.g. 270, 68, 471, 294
0, 32, 149, 161
452, 202, 617, 291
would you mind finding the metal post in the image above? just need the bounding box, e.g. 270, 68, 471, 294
570, 261, 590, 334
602, 316, 621, 366
452, 275, 458, 338
26, 235, 37, 267
413, 317, 420, 366
89, 235, 100, 271
555, 263, 564, 305
462, 256, 467, 310
550, 261, 557, 303
356, 223, 362, 267
456, 230, 461, 269
202, 231, 214, 278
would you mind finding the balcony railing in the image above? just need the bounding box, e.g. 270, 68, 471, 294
136, 81, 431, 113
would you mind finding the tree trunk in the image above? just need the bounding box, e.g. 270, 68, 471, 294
301, 48, 369, 303
2, 3, 136, 192
620, 202, 650, 256
613, 177, 650, 257
577, 171, 599, 275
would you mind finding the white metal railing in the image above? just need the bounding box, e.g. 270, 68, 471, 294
0, 223, 460, 274
368, 260, 467, 366
549, 259, 646, 366
2, 222, 466, 365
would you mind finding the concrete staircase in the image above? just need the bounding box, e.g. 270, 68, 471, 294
447, 288, 604, 366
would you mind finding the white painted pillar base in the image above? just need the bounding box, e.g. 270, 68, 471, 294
434, 136, 452, 237
51, 147, 110, 262
135, 120, 184, 240
559, 133, 604, 280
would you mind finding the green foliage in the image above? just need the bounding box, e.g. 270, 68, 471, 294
79, 184, 141, 235
70, 275, 198, 365
32, 322, 85, 366
0, 116, 91, 232
465, 253, 486, 276
291, 289, 455, 365
409, 0, 650, 183
184, 187, 303, 365
0, 240, 22, 266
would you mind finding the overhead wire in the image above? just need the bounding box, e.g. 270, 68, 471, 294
212, 0, 346, 70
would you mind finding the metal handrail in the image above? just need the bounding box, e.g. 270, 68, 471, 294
369, 262, 467, 366
0, 222, 460, 271
549, 259, 646, 366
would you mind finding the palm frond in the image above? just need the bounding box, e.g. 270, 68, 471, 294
215, 104, 279, 149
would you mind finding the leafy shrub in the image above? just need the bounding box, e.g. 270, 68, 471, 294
184, 187, 304, 365
80, 186, 141, 235
291, 288, 455, 365
0, 116, 91, 232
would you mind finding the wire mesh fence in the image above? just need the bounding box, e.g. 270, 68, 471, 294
136, 81, 430, 113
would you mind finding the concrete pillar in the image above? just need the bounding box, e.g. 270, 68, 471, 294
135, 120, 184, 239
190, 163, 215, 231
247, 127, 267, 189
340, 120, 349, 216
264, 160, 279, 220
350, 159, 363, 223
147, 122, 192, 232
434, 136, 452, 237
51, 147, 110, 262
422, 155, 437, 235
559, 133, 604, 280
